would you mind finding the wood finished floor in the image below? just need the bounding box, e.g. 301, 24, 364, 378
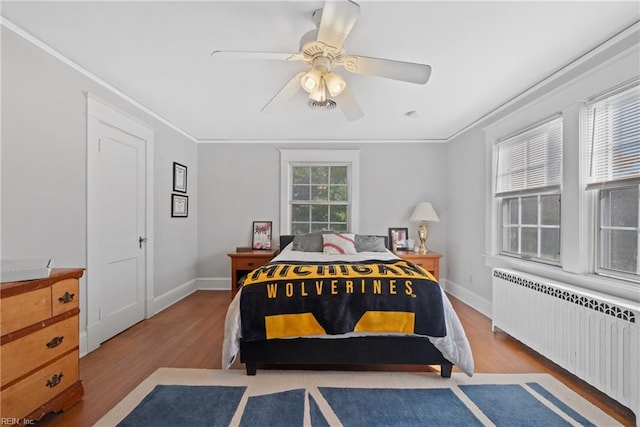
37, 290, 635, 426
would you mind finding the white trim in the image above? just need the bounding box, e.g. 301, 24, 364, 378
279, 149, 360, 234
150, 279, 198, 316
1, 17, 196, 143
86, 94, 155, 352
198, 139, 446, 144
441, 279, 492, 319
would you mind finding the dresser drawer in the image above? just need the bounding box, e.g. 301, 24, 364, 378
235, 257, 264, 270
0, 287, 52, 335
1, 349, 79, 419
51, 279, 79, 316
411, 258, 436, 271
1, 316, 79, 387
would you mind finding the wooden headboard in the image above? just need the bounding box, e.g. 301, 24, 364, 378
279, 234, 389, 250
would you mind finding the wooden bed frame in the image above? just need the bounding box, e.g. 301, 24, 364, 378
239, 235, 454, 378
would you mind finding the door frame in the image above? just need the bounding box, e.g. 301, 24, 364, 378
86, 93, 154, 353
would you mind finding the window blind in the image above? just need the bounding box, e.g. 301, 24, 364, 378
587, 82, 640, 189
495, 116, 563, 197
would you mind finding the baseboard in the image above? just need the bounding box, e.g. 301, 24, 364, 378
441, 278, 492, 319
196, 277, 231, 291
80, 331, 88, 358
151, 279, 198, 316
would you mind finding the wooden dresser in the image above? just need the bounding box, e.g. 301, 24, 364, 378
228, 249, 278, 298
1, 268, 84, 423
394, 251, 442, 281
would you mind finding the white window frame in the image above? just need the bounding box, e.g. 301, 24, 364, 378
585, 80, 640, 283
494, 115, 563, 265
280, 149, 360, 235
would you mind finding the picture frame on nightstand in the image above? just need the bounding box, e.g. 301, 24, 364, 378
388, 227, 409, 250
252, 221, 272, 250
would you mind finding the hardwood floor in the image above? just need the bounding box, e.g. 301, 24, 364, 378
36, 290, 635, 426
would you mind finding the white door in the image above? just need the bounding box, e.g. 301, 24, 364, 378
96, 122, 146, 342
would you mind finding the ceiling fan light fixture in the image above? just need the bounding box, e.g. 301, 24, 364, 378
309, 78, 326, 102
301, 68, 322, 92
325, 72, 346, 97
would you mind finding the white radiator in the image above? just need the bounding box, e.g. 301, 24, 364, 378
492, 268, 639, 423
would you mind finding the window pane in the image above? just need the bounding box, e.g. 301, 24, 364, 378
330, 185, 348, 201
521, 227, 538, 257
311, 167, 329, 184
331, 223, 348, 232
292, 204, 310, 222
503, 198, 519, 225
311, 205, 328, 222
311, 185, 328, 201
330, 166, 347, 184
292, 223, 310, 235
541, 228, 560, 261
607, 186, 639, 227
310, 223, 329, 232
601, 229, 638, 273
521, 197, 538, 225
541, 194, 560, 225
293, 166, 310, 184
330, 205, 347, 223
293, 185, 310, 201
503, 227, 519, 253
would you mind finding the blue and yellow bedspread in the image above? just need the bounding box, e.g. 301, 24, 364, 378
240, 259, 446, 341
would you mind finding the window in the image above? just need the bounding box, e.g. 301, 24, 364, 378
495, 116, 563, 263
291, 164, 349, 234
280, 150, 360, 235
587, 81, 640, 281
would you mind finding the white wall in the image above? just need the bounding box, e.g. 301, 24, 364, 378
1, 27, 198, 346
445, 25, 640, 313
197, 142, 449, 288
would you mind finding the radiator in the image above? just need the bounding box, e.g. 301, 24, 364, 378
492, 268, 639, 422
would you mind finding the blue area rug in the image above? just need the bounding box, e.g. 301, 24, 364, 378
98, 369, 618, 426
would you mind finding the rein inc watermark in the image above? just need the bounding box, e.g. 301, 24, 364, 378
1, 418, 35, 425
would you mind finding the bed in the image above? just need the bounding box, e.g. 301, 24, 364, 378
223, 233, 474, 378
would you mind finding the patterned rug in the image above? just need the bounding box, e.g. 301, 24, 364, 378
95, 368, 619, 426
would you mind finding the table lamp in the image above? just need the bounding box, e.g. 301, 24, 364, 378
409, 202, 440, 254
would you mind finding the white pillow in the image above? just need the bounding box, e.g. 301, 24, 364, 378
322, 233, 357, 255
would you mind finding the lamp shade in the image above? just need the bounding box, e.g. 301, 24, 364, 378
409, 202, 440, 222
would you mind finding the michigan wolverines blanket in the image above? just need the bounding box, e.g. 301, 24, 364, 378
240, 259, 446, 342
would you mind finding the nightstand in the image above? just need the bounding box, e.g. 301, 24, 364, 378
227, 249, 278, 298
394, 251, 442, 281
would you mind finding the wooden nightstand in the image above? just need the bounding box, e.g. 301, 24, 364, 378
394, 251, 442, 281
227, 249, 278, 298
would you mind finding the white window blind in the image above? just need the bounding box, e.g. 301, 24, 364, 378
495, 116, 563, 197
587, 82, 640, 189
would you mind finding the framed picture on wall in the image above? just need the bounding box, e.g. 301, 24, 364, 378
388, 227, 409, 250
171, 194, 188, 217
173, 162, 187, 193
252, 221, 272, 250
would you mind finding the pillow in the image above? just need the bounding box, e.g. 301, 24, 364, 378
355, 235, 387, 252
292, 231, 335, 252
322, 233, 357, 255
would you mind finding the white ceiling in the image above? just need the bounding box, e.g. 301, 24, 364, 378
2, 1, 638, 142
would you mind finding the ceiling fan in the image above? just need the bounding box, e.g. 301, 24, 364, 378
211, 0, 432, 121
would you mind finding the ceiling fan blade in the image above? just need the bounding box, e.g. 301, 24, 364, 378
211, 50, 303, 62
261, 72, 305, 112
335, 86, 363, 121
317, 0, 361, 51
343, 55, 432, 85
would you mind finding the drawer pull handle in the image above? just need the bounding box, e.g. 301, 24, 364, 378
46, 373, 63, 388
247, 262, 255, 266
58, 291, 75, 304
46, 336, 64, 349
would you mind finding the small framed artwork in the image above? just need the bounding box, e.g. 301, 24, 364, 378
173, 162, 187, 193
388, 227, 409, 250
171, 194, 188, 217
252, 221, 273, 250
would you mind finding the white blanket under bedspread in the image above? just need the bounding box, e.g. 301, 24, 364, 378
222, 246, 474, 376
